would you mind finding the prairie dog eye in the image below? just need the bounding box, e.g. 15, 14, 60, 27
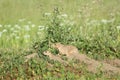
53, 43, 59, 47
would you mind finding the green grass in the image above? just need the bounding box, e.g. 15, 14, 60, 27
0, 0, 120, 49
0, 0, 120, 79
0, 49, 120, 80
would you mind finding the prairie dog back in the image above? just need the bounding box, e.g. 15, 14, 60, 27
52, 43, 79, 57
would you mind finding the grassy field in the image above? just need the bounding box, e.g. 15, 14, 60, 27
0, 0, 120, 79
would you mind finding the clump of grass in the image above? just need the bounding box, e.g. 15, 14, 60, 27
33, 8, 75, 55
45, 7, 74, 44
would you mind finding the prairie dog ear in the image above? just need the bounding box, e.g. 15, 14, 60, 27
55, 43, 62, 46
51, 43, 61, 48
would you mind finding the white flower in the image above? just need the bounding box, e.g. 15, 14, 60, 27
13, 30, 18, 33
18, 18, 25, 22
101, 18, 115, 24
107, 18, 115, 23
2, 29, 7, 33
0, 24, 2, 27
110, 13, 114, 16
0, 32, 2, 37
57, 15, 62, 19
44, 13, 51, 16
11, 33, 16, 37
69, 21, 75, 26
68, 27, 72, 30
10, 28, 15, 31
45, 27, 48, 30
64, 20, 71, 24
24, 25, 30, 31
6, 24, 11, 28
61, 14, 68, 18
38, 26, 45, 30
92, 1, 96, 4
101, 19, 108, 24
37, 32, 41, 35
78, 14, 81, 18
28, 21, 32, 24
24, 34, 30, 38
116, 26, 120, 30
14, 24, 21, 29
60, 23, 64, 26
16, 36, 20, 39
87, 20, 100, 26
31, 24, 36, 27
38, 25, 45, 28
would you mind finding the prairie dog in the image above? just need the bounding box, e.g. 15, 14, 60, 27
52, 43, 79, 57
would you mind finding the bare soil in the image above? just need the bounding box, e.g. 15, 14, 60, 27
43, 43, 120, 75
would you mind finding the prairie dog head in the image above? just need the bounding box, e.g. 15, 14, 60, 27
51, 43, 63, 49
43, 51, 52, 57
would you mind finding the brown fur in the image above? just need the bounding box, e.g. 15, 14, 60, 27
24, 53, 38, 62
52, 43, 79, 58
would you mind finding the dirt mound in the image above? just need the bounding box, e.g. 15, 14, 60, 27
103, 59, 120, 68
43, 43, 120, 75
24, 43, 120, 75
